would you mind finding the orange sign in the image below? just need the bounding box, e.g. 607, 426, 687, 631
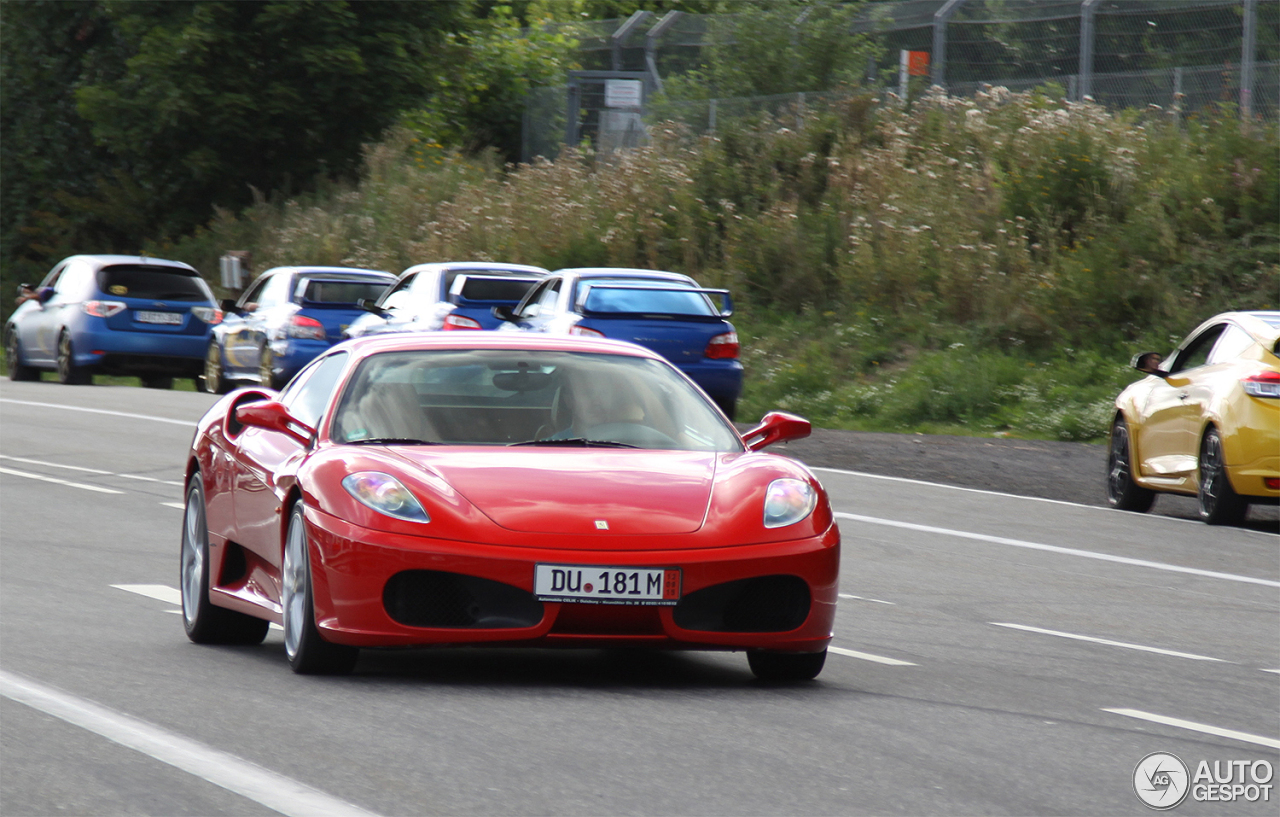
906, 51, 930, 76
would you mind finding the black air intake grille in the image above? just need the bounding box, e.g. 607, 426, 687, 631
383, 571, 543, 629
673, 575, 810, 633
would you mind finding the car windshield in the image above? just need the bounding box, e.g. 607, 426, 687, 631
300, 279, 390, 305
96, 265, 210, 302
331, 349, 742, 451
579, 281, 716, 316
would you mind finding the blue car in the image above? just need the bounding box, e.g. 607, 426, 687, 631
345, 262, 548, 338
204, 266, 394, 393
494, 268, 744, 419
5, 254, 219, 388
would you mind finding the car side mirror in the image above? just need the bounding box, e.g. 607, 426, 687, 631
219, 298, 239, 314
1130, 351, 1166, 377
234, 400, 315, 445
358, 298, 388, 316
491, 304, 516, 323
741, 411, 811, 451
37, 287, 55, 304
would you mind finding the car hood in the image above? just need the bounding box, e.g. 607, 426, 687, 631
390, 448, 715, 536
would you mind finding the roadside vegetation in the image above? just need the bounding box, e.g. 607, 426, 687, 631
146, 88, 1277, 440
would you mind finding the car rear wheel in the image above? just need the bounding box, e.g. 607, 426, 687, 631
181, 477, 270, 645
747, 648, 827, 682
202, 341, 229, 394
1106, 417, 1155, 513
6, 330, 39, 381
142, 376, 173, 389
56, 331, 91, 385
282, 502, 359, 675
1198, 428, 1247, 526
259, 345, 282, 390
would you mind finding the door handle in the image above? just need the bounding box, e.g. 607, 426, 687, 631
1177, 392, 1189, 401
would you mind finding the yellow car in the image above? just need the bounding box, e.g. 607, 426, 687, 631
1108, 311, 1280, 525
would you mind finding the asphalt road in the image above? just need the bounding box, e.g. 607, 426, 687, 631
2, 381, 1277, 816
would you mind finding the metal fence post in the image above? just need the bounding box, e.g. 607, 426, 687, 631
709, 98, 717, 133
612, 10, 653, 71
1242, 0, 1257, 119
931, 0, 966, 92
646, 11, 681, 97
1079, 0, 1099, 100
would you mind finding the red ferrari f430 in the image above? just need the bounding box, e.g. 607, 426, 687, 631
180, 333, 839, 680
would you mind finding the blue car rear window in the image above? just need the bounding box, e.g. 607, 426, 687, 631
582, 287, 715, 316
300, 280, 390, 305
456, 277, 539, 302
96, 265, 208, 301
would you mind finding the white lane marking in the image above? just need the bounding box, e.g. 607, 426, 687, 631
1262, 669, 1280, 674
161, 502, 186, 510
0, 466, 123, 494
113, 584, 182, 605
0, 669, 381, 817
0, 398, 197, 427
991, 622, 1228, 663
0, 454, 111, 474
838, 593, 896, 605
835, 512, 1280, 588
816, 466, 1090, 509
1104, 708, 1280, 750
830, 646, 917, 666
0, 454, 183, 486
119, 474, 185, 486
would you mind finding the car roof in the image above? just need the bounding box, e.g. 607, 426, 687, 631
262, 266, 395, 279
64, 254, 199, 273
1194, 311, 1280, 345
399, 262, 549, 278
334, 330, 663, 362
554, 268, 696, 283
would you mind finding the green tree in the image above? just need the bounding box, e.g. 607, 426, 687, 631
72, 1, 467, 241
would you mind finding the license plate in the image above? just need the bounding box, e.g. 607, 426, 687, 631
535, 564, 681, 606
136, 310, 182, 325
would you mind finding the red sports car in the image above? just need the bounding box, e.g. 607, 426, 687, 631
180, 333, 839, 680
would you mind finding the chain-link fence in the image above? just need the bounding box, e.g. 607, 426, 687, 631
523, 0, 1279, 163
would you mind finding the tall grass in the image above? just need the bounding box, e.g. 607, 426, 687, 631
155, 89, 1279, 440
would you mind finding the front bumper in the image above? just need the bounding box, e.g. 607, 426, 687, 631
303, 505, 839, 653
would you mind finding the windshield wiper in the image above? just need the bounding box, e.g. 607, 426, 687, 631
345, 437, 443, 446
508, 438, 637, 448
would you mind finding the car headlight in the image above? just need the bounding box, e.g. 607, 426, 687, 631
763, 478, 817, 528
341, 472, 430, 523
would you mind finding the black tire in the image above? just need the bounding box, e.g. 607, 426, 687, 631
180, 477, 270, 645
1106, 417, 1155, 513
259, 345, 282, 390
282, 502, 359, 674
747, 648, 827, 682
202, 341, 229, 394
6, 329, 39, 381
715, 397, 738, 422
142, 376, 173, 389
1198, 427, 1248, 526
56, 331, 91, 385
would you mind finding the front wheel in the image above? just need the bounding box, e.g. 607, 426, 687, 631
1106, 417, 1155, 512
1198, 428, 1247, 525
56, 331, 91, 385
6, 330, 39, 381
181, 477, 270, 644
282, 502, 359, 674
747, 648, 827, 682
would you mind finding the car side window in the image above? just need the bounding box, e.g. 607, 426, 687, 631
515, 280, 550, 319
1170, 324, 1226, 373
281, 352, 349, 430
39, 262, 67, 290
57, 262, 95, 300
380, 273, 418, 311
257, 273, 291, 308
238, 277, 269, 310
1206, 324, 1255, 365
